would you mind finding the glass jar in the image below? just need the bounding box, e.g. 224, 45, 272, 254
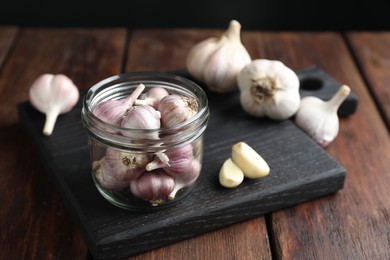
81, 72, 209, 211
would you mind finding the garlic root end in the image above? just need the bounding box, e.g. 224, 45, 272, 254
43, 109, 60, 136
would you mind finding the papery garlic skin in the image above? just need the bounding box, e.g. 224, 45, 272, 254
237, 59, 301, 120
295, 85, 351, 147
186, 20, 251, 93
29, 73, 79, 136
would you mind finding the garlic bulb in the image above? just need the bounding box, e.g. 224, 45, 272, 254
134, 87, 169, 109
237, 59, 301, 120
145, 144, 194, 175
186, 19, 251, 93
168, 159, 201, 200
295, 84, 351, 147
29, 73, 79, 136
120, 105, 161, 139
93, 158, 129, 191
92, 83, 145, 126
158, 94, 198, 127
105, 148, 151, 181
130, 170, 175, 206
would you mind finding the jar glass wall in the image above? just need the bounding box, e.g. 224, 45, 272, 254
81, 72, 209, 211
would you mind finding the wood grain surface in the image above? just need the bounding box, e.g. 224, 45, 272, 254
1, 26, 390, 260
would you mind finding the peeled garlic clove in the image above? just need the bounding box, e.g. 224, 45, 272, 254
237, 59, 301, 120
94, 158, 130, 191
231, 142, 270, 179
120, 104, 161, 139
92, 83, 145, 126
219, 158, 244, 188
168, 158, 201, 200
105, 148, 151, 181
130, 170, 175, 206
158, 94, 198, 127
28, 74, 79, 136
295, 84, 351, 147
134, 87, 169, 109
186, 20, 251, 93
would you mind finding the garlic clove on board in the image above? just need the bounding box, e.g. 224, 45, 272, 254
186, 19, 252, 93
237, 59, 301, 120
219, 158, 245, 188
231, 142, 270, 179
295, 84, 351, 147
28, 73, 79, 136
92, 83, 145, 126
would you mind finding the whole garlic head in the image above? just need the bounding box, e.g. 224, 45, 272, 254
295, 84, 351, 147
237, 59, 301, 120
186, 19, 251, 93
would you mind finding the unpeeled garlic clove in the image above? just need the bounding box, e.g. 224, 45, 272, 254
231, 142, 270, 179
295, 84, 351, 147
168, 158, 201, 200
134, 87, 169, 109
92, 83, 145, 126
105, 148, 152, 181
186, 19, 251, 93
120, 104, 161, 139
130, 170, 175, 206
158, 94, 198, 127
28, 73, 79, 136
219, 158, 244, 188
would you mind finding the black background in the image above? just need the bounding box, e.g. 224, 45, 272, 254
2, 0, 390, 30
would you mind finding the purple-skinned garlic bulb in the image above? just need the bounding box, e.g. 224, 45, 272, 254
130, 170, 175, 206
105, 148, 152, 181
92, 83, 145, 126
134, 87, 169, 109
158, 94, 199, 127
295, 84, 351, 147
29, 73, 79, 136
93, 158, 130, 191
120, 105, 161, 139
168, 158, 201, 200
145, 144, 194, 175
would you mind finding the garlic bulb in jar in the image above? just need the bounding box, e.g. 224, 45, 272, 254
186, 19, 251, 93
237, 59, 301, 120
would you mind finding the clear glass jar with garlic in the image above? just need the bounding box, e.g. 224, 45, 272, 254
81, 72, 209, 211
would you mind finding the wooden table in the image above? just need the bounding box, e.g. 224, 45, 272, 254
1, 26, 389, 259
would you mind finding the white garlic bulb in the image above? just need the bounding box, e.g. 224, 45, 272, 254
237, 59, 301, 120
186, 19, 251, 93
295, 84, 351, 147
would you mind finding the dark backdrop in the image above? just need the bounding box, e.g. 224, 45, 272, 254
2, 0, 389, 30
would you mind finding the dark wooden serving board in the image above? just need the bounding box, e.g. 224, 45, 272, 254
18, 69, 347, 260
